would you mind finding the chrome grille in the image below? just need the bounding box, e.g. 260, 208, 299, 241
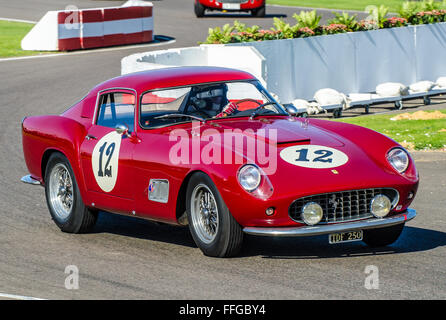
220, 0, 248, 3
289, 188, 399, 224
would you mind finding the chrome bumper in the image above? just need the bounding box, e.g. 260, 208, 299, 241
243, 209, 416, 237
21, 175, 42, 186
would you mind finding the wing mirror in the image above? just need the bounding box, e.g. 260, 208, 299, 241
285, 104, 298, 116
115, 124, 131, 137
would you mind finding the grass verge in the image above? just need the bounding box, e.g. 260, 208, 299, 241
335, 109, 446, 151
0, 20, 43, 58
266, 0, 406, 12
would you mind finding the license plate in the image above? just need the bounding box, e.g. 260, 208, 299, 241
329, 230, 363, 244
222, 3, 240, 10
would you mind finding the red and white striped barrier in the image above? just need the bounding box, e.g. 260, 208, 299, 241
21, 3, 153, 51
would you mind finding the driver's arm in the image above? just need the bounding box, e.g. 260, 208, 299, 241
215, 102, 238, 118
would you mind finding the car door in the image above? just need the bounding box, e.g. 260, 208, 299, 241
79, 89, 137, 213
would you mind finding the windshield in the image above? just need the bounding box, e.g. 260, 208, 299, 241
139, 80, 286, 128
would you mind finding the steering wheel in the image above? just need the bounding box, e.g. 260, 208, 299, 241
215, 98, 263, 117
230, 98, 263, 109
249, 102, 278, 119
188, 99, 213, 118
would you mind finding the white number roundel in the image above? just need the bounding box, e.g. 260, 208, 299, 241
91, 131, 122, 192
280, 145, 349, 169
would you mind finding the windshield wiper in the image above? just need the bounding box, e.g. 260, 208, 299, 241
154, 114, 207, 123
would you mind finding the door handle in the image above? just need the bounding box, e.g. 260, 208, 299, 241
85, 135, 97, 141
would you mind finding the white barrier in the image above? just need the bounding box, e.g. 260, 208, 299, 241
21, 2, 153, 51
121, 45, 267, 86
121, 22, 446, 106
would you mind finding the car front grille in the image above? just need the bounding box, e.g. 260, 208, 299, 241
289, 188, 399, 224
220, 0, 248, 3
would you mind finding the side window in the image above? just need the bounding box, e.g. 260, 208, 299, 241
96, 92, 135, 132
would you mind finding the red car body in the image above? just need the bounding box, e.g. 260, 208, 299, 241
194, 0, 266, 17
21, 66, 418, 257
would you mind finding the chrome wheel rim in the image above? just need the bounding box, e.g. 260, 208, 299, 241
49, 163, 73, 221
190, 184, 219, 244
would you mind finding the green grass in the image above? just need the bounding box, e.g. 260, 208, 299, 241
0, 20, 39, 58
266, 0, 408, 12
335, 109, 446, 150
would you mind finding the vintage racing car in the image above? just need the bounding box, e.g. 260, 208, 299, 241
21, 66, 418, 257
194, 0, 265, 17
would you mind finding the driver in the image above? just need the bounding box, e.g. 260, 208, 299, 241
188, 84, 238, 118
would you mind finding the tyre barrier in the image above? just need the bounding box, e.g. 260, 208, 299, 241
21, 3, 153, 51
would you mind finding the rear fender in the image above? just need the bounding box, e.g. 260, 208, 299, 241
22, 115, 88, 197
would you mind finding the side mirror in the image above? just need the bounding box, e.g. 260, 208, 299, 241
285, 104, 298, 116
115, 124, 130, 137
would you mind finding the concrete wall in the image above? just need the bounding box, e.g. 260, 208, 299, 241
121, 23, 446, 103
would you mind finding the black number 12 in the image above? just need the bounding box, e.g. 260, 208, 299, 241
295, 148, 333, 163
98, 142, 115, 177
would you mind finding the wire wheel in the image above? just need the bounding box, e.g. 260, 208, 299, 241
190, 183, 219, 244
48, 163, 73, 221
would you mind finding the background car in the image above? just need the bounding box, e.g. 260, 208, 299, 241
194, 0, 266, 17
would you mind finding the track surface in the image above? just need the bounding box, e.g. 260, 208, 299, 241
0, 0, 445, 300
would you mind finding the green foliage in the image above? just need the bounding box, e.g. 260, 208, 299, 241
202, 1, 446, 44
398, 1, 420, 20
328, 12, 358, 31
293, 10, 321, 29
203, 24, 234, 44
271, 17, 297, 38
419, 0, 441, 11
367, 5, 389, 28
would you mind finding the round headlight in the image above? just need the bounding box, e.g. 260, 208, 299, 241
370, 194, 391, 218
387, 148, 409, 173
238, 165, 261, 192
301, 202, 323, 226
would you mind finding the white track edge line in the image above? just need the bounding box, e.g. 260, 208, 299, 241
0, 292, 46, 300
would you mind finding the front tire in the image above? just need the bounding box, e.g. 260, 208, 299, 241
194, 1, 206, 17
45, 153, 97, 233
186, 172, 243, 257
252, 6, 266, 17
363, 223, 404, 247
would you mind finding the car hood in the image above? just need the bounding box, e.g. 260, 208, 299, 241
205, 116, 345, 147
195, 116, 412, 198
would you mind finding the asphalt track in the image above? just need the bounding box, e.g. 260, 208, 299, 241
0, 0, 445, 300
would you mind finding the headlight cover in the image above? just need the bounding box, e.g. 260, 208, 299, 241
387, 147, 409, 174
370, 194, 392, 218
238, 164, 262, 192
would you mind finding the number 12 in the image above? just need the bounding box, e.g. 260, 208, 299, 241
295, 148, 333, 163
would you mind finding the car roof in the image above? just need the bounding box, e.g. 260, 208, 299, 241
91, 66, 257, 95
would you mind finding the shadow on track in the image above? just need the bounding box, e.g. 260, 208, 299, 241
92, 211, 195, 248
91, 212, 446, 259
241, 226, 446, 259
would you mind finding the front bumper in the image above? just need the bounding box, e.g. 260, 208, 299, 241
243, 208, 416, 237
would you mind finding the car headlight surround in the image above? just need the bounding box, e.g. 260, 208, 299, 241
238, 164, 262, 192
387, 147, 409, 174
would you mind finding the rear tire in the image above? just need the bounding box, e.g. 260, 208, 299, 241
44, 153, 97, 233
186, 172, 243, 257
363, 223, 404, 247
194, 1, 206, 17
252, 6, 266, 17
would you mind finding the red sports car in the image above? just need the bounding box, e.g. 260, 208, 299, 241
21, 66, 418, 257
194, 0, 266, 17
